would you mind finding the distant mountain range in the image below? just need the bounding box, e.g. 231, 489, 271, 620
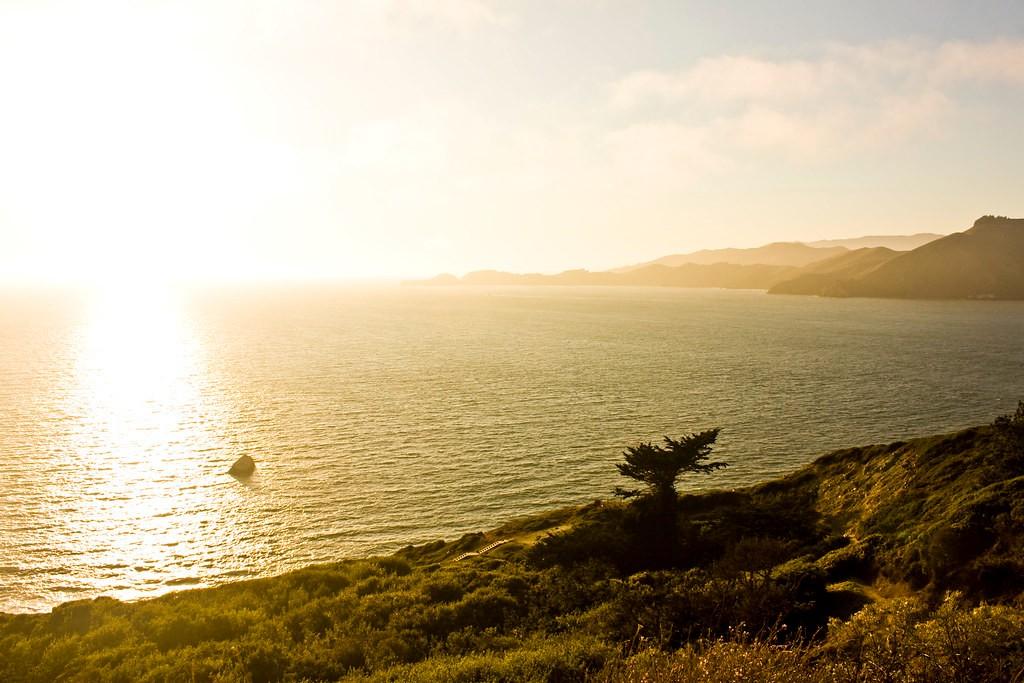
612, 242, 848, 271
612, 233, 944, 272
420, 263, 800, 289
804, 233, 944, 250
407, 217, 1024, 300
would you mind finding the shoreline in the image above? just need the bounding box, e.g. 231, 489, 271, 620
4, 414, 1024, 681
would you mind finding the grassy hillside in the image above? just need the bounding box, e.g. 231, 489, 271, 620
848, 216, 1024, 299
3, 408, 1024, 682
769, 216, 1024, 299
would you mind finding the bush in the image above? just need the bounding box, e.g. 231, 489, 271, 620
815, 536, 878, 583
824, 593, 1024, 683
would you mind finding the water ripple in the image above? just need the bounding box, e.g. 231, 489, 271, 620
1, 285, 1023, 612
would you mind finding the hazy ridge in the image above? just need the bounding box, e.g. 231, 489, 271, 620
805, 233, 944, 250
411, 217, 1024, 300
612, 242, 848, 271
767, 247, 902, 296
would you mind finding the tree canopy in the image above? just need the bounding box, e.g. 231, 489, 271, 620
614, 428, 726, 504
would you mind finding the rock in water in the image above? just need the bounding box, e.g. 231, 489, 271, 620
229, 455, 256, 477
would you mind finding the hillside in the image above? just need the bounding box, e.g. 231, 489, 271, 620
768, 217, 1024, 299
847, 216, 1024, 299
768, 247, 901, 296
3, 407, 1024, 682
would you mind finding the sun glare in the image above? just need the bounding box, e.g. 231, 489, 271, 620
76, 286, 199, 436
44, 285, 242, 598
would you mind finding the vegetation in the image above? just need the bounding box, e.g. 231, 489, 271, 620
610, 429, 725, 568
4, 409, 1024, 682
614, 429, 726, 503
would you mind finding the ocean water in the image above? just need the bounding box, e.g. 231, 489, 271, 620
2, 285, 1023, 613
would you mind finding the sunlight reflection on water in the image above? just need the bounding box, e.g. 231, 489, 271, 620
29, 287, 265, 608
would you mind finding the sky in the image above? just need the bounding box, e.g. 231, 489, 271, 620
1, 0, 1023, 282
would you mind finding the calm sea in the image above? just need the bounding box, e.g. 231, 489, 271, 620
2, 285, 1023, 612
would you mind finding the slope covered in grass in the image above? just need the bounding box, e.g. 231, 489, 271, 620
850, 216, 1024, 299
770, 216, 1024, 299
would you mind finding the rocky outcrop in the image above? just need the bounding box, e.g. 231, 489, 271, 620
228, 455, 256, 477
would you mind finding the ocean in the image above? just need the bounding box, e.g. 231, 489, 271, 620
2, 284, 1022, 612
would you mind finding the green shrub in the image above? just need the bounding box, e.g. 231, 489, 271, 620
815, 536, 878, 583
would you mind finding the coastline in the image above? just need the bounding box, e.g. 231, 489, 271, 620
5, 415, 1024, 680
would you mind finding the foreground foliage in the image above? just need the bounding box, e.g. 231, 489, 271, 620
3, 409, 1024, 682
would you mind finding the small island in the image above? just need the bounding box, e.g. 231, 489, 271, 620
4, 405, 1024, 682
228, 455, 256, 478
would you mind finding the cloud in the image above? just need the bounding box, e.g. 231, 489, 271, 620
605, 39, 1021, 164
930, 39, 1024, 85
612, 39, 1024, 109
604, 122, 733, 186
612, 56, 844, 108
734, 93, 948, 160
